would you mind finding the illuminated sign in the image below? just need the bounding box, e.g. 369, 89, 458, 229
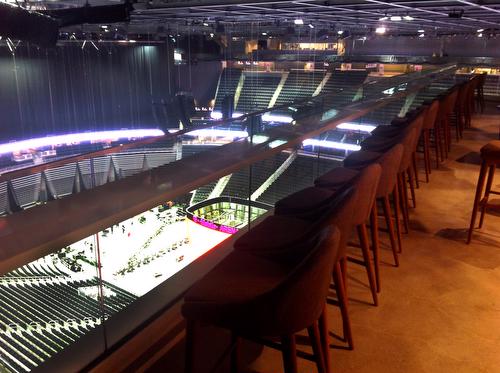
192, 216, 238, 234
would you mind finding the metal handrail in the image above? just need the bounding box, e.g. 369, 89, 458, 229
0, 64, 448, 184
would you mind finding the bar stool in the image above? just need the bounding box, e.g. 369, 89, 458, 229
435, 93, 449, 163
275, 164, 381, 307
402, 106, 428, 189
420, 99, 440, 180
377, 109, 425, 200
451, 82, 468, 141
476, 73, 487, 113
316, 145, 404, 292
443, 87, 460, 152
360, 125, 418, 232
235, 187, 358, 352
467, 140, 500, 244
183, 223, 341, 373
468, 75, 479, 117
463, 79, 474, 130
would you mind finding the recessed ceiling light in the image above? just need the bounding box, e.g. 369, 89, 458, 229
418, 29, 425, 33
337, 30, 344, 35
390, 16, 402, 21
262, 32, 267, 35
294, 19, 304, 25
376, 27, 386, 34
477, 29, 484, 33
379, 16, 388, 21
403, 15, 414, 21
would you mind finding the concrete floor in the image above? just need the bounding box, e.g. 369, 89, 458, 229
149, 104, 500, 373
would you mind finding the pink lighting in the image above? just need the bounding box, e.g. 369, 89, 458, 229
0, 129, 165, 155
192, 215, 239, 234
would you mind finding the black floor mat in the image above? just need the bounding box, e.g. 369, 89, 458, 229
456, 151, 482, 165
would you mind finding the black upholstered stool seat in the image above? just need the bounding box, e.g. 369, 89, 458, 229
274, 186, 336, 220
391, 117, 410, 127
370, 125, 406, 138
361, 133, 405, 152
314, 167, 359, 189
183, 250, 292, 333
234, 214, 314, 260
343, 150, 383, 170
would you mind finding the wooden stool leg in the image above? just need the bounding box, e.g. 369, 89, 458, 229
467, 161, 489, 244
401, 173, 411, 230
412, 151, 420, 189
382, 196, 400, 267
230, 332, 239, 373
439, 121, 446, 161
444, 116, 451, 154
397, 173, 409, 234
308, 322, 326, 373
426, 130, 432, 175
407, 168, 417, 209
392, 187, 403, 254
184, 319, 196, 373
357, 223, 378, 306
340, 256, 347, 299
281, 335, 298, 373
423, 130, 431, 182
333, 262, 353, 349
433, 126, 441, 169
318, 305, 331, 373
479, 165, 496, 229
370, 203, 381, 292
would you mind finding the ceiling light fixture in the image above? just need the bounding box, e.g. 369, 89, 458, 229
403, 15, 414, 21
337, 30, 344, 35
308, 23, 314, 29
477, 29, 484, 33
419, 33, 425, 38
418, 29, 425, 33
294, 19, 304, 25
390, 16, 402, 21
478, 33, 483, 37
375, 26, 386, 34
379, 16, 388, 21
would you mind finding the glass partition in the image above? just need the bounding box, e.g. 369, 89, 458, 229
1, 63, 467, 372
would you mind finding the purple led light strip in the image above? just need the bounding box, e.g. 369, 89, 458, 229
0, 129, 165, 155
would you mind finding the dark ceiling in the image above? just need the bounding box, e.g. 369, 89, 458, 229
8, 0, 500, 37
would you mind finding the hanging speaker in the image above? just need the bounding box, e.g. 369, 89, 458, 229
176, 93, 195, 128
221, 95, 234, 120
42, 2, 133, 27
0, 3, 59, 47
